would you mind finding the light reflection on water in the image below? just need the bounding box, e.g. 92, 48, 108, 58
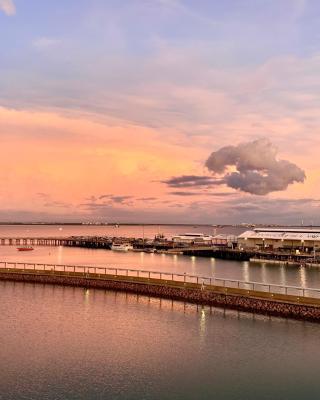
1, 281, 320, 400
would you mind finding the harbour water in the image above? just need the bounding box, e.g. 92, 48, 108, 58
0, 223, 227, 238
1, 281, 320, 400
1, 225, 320, 399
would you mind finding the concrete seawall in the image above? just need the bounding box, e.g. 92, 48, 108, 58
1, 269, 320, 322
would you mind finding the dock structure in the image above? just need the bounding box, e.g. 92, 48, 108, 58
0, 236, 320, 265
0, 236, 113, 248
1, 261, 320, 322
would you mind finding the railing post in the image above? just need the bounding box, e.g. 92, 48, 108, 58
148, 271, 150, 279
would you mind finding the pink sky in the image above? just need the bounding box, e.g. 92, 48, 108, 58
1, 1, 320, 223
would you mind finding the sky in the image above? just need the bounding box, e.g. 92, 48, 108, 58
0, 0, 320, 224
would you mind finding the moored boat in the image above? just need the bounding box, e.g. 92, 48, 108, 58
17, 246, 34, 251
111, 243, 133, 251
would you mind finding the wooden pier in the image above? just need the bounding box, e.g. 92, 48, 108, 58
1, 261, 320, 322
0, 236, 112, 248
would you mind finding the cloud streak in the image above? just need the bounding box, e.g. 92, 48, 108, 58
162, 175, 223, 188
169, 191, 235, 197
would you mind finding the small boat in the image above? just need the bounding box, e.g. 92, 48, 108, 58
144, 248, 156, 253
111, 243, 133, 251
17, 246, 34, 251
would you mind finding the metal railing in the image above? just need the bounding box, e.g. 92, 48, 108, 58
1, 261, 320, 299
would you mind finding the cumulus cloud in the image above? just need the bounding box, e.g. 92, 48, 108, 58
0, 0, 15, 15
205, 138, 306, 195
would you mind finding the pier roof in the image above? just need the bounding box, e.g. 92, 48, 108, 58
239, 230, 320, 241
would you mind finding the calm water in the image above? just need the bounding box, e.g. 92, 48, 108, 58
1, 281, 320, 400
2, 225, 320, 399
0, 224, 237, 238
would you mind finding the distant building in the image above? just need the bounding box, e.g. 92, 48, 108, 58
238, 228, 320, 252
171, 233, 238, 248
212, 234, 238, 248
172, 233, 213, 245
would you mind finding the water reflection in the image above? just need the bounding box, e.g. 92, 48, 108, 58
173, 254, 178, 266
300, 266, 307, 288
243, 261, 250, 282
199, 308, 206, 345
57, 245, 63, 265
280, 265, 286, 286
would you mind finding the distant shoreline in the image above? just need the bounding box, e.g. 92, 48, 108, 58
0, 222, 217, 226
0, 222, 319, 228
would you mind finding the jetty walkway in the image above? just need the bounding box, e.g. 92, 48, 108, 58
0, 236, 112, 248
1, 261, 320, 322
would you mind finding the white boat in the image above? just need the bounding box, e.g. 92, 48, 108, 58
111, 243, 133, 251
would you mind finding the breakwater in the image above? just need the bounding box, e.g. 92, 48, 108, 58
1, 261, 320, 322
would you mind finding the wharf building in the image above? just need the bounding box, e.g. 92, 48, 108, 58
238, 228, 320, 253
171, 233, 238, 247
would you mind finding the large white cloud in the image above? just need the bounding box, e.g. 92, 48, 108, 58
205, 138, 306, 195
0, 0, 15, 15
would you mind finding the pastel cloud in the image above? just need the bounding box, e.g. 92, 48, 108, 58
205, 139, 306, 195
0, 0, 15, 15
163, 139, 306, 196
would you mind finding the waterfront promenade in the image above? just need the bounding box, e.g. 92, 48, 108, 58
1, 261, 320, 322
